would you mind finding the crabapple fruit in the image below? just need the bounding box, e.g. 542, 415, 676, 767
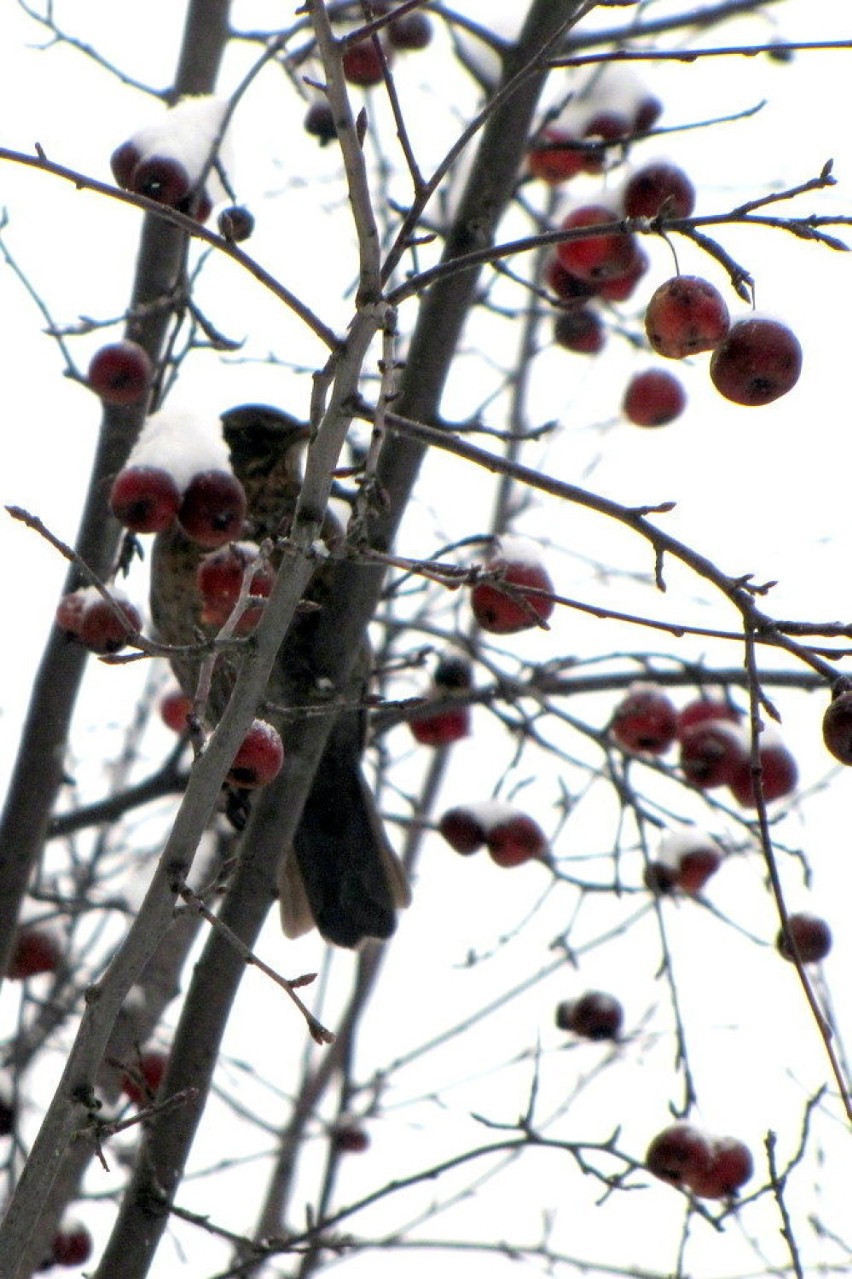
822, 688, 852, 764
622, 369, 686, 426
471, 542, 555, 635
217, 205, 255, 242
159, 688, 193, 734
622, 161, 695, 219
387, 12, 432, 49
556, 204, 637, 283
129, 154, 192, 207
777, 912, 832, 964
342, 38, 387, 86
304, 101, 337, 144
486, 813, 547, 867
177, 470, 247, 548
121, 1049, 169, 1107
553, 307, 606, 355
646, 1123, 712, 1187
226, 719, 284, 789
77, 596, 143, 655
610, 684, 677, 754
555, 991, 623, 1041
88, 340, 152, 406
679, 721, 747, 789
7, 927, 61, 980
676, 697, 741, 735
410, 705, 470, 747
196, 543, 275, 630
438, 807, 487, 855
51, 1222, 94, 1267
331, 1120, 370, 1153
645, 276, 730, 359
709, 316, 802, 406
690, 1137, 754, 1199
109, 465, 182, 533
728, 741, 798, 806
527, 127, 586, 184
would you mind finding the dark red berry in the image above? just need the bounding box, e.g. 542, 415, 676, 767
645, 276, 730, 359
710, 317, 802, 407
88, 341, 152, 406
226, 719, 284, 789
610, 685, 677, 754
109, 465, 181, 533
486, 813, 547, 867
7, 927, 61, 980
553, 307, 606, 355
121, 1049, 169, 1107
387, 12, 432, 50
690, 1137, 754, 1198
217, 205, 255, 242
622, 369, 686, 426
304, 101, 337, 145
623, 161, 695, 219
342, 38, 387, 87
823, 689, 852, 764
556, 991, 623, 1041
77, 596, 143, 655
646, 1123, 712, 1187
438, 807, 487, 855
471, 553, 554, 635
679, 721, 747, 789
129, 155, 192, 207
728, 741, 798, 806
51, 1222, 93, 1267
178, 470, 247, 548
557, 204, 637, 284
410, 706, 470, 747
777, 912, 832, 964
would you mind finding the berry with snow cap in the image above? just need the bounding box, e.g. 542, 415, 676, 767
109, 465, 182, 533
226, 719, 284, 789
610, 683, 677, 754
471, 536, 555, 634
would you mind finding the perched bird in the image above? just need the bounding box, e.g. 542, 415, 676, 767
149, 403, 409, 947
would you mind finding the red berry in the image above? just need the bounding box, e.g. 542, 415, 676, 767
471, 544, 555, 635
109, 465, 181, 533
55, 591, 87, 636
622, 369, 686, 427
342, 38, 387, 86
557, 204, 637, 284
676, 697, 741, 736
77, 596, 142, 655
553, 307, 606, 355
331, 1120, 370, 1153
304, 101, 337, 145
645, 276, 730, 359
88, 340, 153, 406
159, 688, 193, 734
227, 719, 284, 789
438, 807, 487, 855
633, 94, 664, 133
555, 991, 623, 1040
196, 543, 275, 629
679, 721, 748, 789
709, 317, 802, 407
387, 12, 432, 50
129, 154, 192, 207
544, 255, 597, 303
486, 813, 547, 867
110, 139, 141, 188
690, 1137, 754, 1198
121, 1049, 169, 1107
527, 127, 586, 184
7, 927, 61, 979
777, 912, 832, 964
646, 1123, 712, 1187
410, 706, 470, 747
51, 1222, 93, 1267
596, 245, 649, 302
622, 161, 695, 219
610, 685, 677, 754
217, 205, 255, 242
823, 689, 852, 764
677, 844, 723, 893
728, 741, 798, 806
178, 470, 247, 548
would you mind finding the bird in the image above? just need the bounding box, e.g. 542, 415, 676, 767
149, 403, 410, 948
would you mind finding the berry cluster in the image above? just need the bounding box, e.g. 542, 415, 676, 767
110, 94, 231, 222
55, 586, 142, 656
646, 1122, 754, 1199
608, 684, 799, 809
439, 801, 548, 868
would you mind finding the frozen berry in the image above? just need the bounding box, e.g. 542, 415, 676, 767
553, 306, 606, 355
728, 741, 798, 806
438, 807, 487, 855
178, 470, 247, 548
528, 127, 586, 184
622, 369, 686, 426
690, 1137, 754, 1199
777, 912, 832, 964
51, 1221, 93, 1267
557, 204, 637, 284
645, 276, 730, 359
646, 1122, 712, 1187
471, 540, 555, 635
679, 721, 748, 789
78, 596, 142, 655
227, 719, 284, 789
217, 205, 255, 242
7, 927, 61, 980
555, 990, 623, 1040
822, 688, 852, 764
486, 813, 547, 867
610, 684, 677, 754
88, 341, 153, 406
622, 161, 695, 219
159, 688, 193, 734
342, 38, 387, 86
387, 12, 432, 50
109, 465, 182, 533
709, 316, 802, 407
129, 155, 192, 207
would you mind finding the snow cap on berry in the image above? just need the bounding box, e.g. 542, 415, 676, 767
125, 94, 231, 196
127, 409, 233, 493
